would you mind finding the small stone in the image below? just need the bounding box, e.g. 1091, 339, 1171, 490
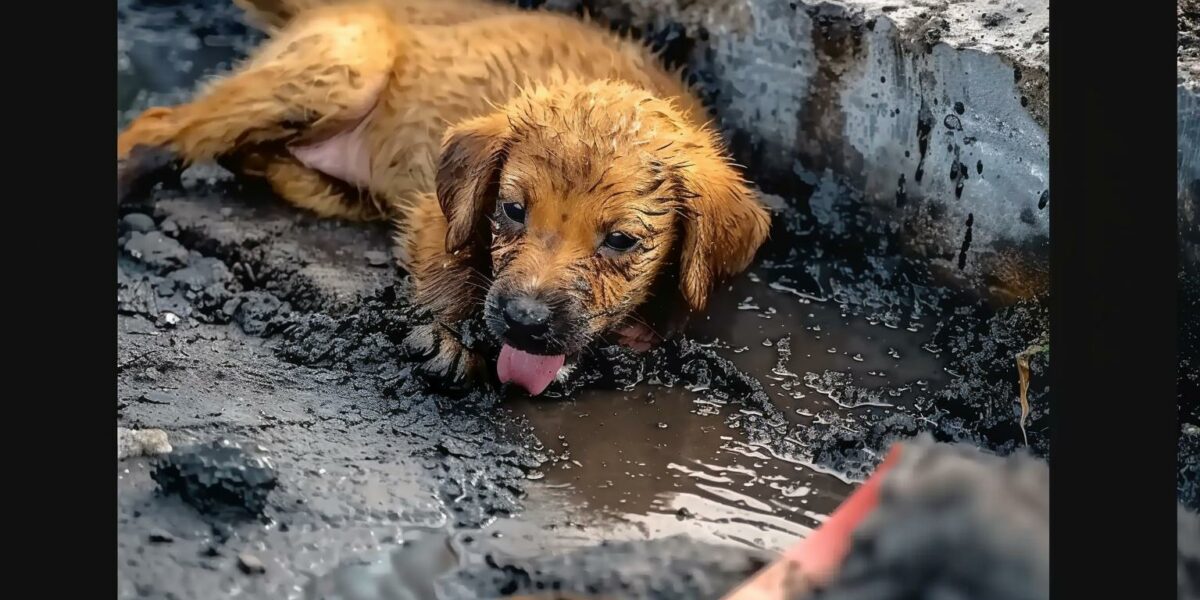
364, 250, 390, 267
156, 312, 182, 328
237, 552, 266, 575
117, 427, 173, 460
148, 528, 175, 543
979, 12, 1007, 27
676, 507, 694, 520
121, 213, 156, 233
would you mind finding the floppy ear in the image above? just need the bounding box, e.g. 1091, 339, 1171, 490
675, 157, 771, 313
436, 112, 511, 253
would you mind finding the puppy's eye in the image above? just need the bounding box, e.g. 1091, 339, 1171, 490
501, 201, 526, 224
602, 232, 639, 252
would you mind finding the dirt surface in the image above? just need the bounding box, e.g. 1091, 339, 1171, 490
117, 1, 1051, 597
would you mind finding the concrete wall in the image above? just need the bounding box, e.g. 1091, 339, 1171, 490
536, 0, 1051, 297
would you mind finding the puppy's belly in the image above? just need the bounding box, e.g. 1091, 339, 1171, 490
290, 118, 373, 189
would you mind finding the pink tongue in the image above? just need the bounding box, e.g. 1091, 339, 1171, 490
497, 344, 566, 396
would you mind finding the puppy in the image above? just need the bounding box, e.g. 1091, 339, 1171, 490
117, 0, 771, 395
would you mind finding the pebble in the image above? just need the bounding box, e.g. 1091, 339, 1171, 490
364, 250, 390, 267
237, 552, 266, 575
117, 427, 173, 460
121, 213, 157, 233
156, 311, 182, 328
148, 528, 175, 544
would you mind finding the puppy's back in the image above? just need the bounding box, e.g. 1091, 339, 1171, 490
233, 0, 515, 31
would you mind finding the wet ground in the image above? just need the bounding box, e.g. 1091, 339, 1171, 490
117, 1, 1050, 598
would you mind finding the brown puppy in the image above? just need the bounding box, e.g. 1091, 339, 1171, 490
117, 0, 771, 395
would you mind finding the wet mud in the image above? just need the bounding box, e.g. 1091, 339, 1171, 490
117, 1, 1052, 598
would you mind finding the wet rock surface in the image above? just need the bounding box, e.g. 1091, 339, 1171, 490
117, 0, 1053, 597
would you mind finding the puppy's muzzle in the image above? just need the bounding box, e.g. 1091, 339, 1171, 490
499, 293, 552, 348
490, 290, 582, 397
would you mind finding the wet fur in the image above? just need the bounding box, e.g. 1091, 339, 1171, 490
117, 0, 771, 386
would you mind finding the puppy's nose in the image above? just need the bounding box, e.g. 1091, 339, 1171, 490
501, 294, 552, 341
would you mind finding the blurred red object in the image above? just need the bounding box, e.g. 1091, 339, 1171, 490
721, 445, 904, 600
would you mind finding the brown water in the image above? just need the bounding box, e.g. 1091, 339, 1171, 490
502, 265, 951, 553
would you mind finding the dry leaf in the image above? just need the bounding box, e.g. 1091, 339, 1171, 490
1015, 343, 1048, 446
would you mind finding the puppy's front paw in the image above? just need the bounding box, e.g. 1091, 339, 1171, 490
403, 323, 486, 389
117, 145, 181, 205
615, 323, 660, 353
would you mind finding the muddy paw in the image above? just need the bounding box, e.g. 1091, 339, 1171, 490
403, 323, 487, 390
117, 145, 182, 205
615, 322, 661, 353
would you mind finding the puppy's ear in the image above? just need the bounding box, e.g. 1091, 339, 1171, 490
675, 155, 771, 313
437, 112, 511, 253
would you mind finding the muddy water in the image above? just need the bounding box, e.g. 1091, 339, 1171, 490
502, 256, 951, 553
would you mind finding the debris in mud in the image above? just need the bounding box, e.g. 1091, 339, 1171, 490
238, 552, 267, 575
148, 528, 176, 544
1015, 340, 1048, 446
364, 250, 391, 267
118, 427, 172, 460
979, 12, 1008, 28
151, 438, 277, 518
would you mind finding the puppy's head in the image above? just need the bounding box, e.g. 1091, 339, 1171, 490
437, 81, 769, 395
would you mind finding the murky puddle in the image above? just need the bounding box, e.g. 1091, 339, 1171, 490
503, 255, 952, 552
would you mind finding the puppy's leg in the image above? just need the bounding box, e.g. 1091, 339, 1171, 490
117, 5, 400, 207
257, 157, 389, 221
398, 194, 489, 386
